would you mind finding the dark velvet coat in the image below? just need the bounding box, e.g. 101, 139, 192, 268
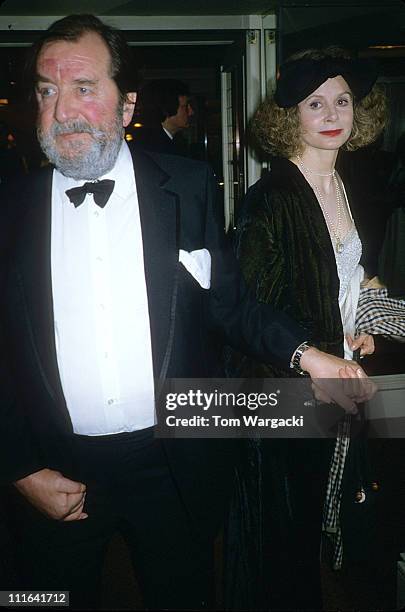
225, 156, 362, 610
231, 156, 367, 378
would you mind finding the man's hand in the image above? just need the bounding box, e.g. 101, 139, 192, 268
14, 468, 88, 521
300, 347, 377, 413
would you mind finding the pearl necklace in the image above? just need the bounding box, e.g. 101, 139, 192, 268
297, 158, 344, 253
296, 154, 334, 177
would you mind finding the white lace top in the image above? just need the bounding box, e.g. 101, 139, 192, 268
334, 223, 364, 359
335, 224, 362, 303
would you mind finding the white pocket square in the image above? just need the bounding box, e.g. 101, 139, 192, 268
179, 248, 211, 289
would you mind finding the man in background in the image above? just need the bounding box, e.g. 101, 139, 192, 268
134, 78, 194, 154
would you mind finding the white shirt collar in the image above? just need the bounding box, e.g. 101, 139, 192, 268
162, 126, 174, 140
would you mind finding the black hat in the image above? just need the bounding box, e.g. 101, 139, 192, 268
274, 57, 379, 108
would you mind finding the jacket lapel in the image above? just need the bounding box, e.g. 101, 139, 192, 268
285, 159, 337, 261
18, 167, 71, 424
130, 147, 180, 382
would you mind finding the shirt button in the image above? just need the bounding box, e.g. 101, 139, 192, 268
107, 399, 115, 406
94, 211, 99, 217
96, 256, 103, 262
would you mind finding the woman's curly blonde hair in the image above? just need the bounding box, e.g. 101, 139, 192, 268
252, 47, 387, 159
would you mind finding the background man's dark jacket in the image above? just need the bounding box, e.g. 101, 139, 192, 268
133, 125, 186, 156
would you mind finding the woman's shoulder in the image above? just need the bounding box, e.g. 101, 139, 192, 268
241, 157, 306, 219
234, 159, 306, 255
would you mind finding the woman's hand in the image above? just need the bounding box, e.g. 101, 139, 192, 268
300, 347, 377, 413
346, 333, 375, 357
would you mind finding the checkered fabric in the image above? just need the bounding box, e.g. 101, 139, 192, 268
323, 287, 404, 569
323, 415, 352, 570
356, 287, 405, 337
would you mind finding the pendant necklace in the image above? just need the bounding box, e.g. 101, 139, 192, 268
296, 156, 344, 253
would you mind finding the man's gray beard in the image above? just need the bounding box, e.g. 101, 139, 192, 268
37, 114, 124, 180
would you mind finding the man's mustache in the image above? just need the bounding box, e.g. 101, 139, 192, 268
49, 121, 105, 139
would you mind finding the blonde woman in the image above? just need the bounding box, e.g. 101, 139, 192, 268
225, 48, 386, 610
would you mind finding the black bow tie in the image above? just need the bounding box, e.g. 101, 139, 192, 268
65, 179, 115, 208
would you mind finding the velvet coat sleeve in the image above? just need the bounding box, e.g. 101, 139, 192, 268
202, 164, 309, 369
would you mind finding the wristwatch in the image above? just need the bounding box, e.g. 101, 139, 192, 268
290, 341, 312, 376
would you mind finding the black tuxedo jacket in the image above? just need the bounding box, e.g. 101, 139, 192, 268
0, 146, 306, 530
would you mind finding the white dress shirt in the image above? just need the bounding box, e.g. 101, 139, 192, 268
51, 141, 155, 435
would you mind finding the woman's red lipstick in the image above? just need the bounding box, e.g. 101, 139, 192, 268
319, 129, 343, 136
